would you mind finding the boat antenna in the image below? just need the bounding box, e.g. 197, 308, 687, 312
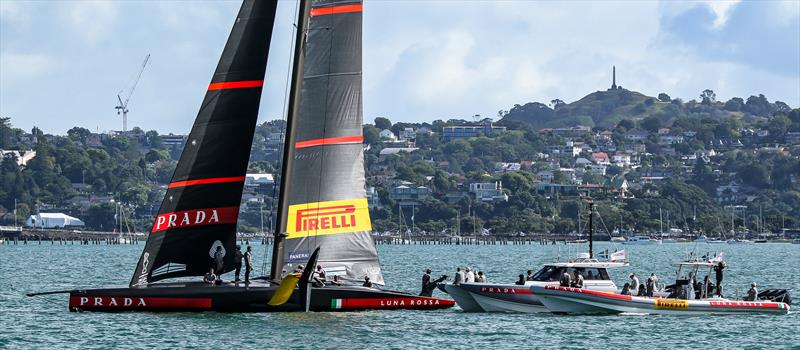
586, 197, 594, 259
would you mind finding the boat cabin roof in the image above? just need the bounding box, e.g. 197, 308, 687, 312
546, 259, 629, 269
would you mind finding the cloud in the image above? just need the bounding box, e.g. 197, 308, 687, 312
0, 52, 55, 82
61, 1, 119, 44
706, 0, 741, 28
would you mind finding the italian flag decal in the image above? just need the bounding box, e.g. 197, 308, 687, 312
331, 299, 343, 309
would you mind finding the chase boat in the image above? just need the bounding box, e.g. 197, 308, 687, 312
532, 255, 791, 315
445, 252, 629, 313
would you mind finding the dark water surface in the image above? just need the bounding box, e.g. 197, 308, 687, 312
1, 242, 798, 349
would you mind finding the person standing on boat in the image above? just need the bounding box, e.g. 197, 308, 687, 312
453, 267, 464, 285
233, 245, 243, 282
646, 273, 658, 297
572, 270, 584, 288
420, 269, 432, 295
465, 267, 475, 283
744, 282, 759, 301
629, 273, 640, 291
214, 246, 224, 275
244, 245, 253, 284
687, 272, 696, 299
714, 261, 726, 296
362, 276, 373, 288
559, 270, 572, 287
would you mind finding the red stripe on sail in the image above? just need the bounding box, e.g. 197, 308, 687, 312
310, 4, 362, 17
207, 80, 264, 90
151, 206, 239, 233
168, 176, 246, 189
295, 135, 363, 149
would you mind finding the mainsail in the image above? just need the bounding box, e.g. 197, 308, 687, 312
131, 0, 278, 286
272, 0, 383, 284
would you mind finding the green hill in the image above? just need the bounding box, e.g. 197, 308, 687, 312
501, 88, 668, 128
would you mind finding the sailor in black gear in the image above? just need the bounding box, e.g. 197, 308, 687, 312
214, 246, 224, 275
233, 245, 243, 282
244, 245, 253, 284
419, 269, 447, 297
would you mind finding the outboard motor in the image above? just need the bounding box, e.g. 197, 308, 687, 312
758, 289, 792, 305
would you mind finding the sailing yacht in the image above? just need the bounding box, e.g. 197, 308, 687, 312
37, 0, 454, 312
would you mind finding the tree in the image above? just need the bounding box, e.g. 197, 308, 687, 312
550, 99, 565, 109
740, 164, 770, 188
744, 94, 770, 116
724, 97, 744, 112
700, 89, 716, 105
657, 93, 671, 102
640, 116, 662, 132
374, 117, 392, 130
0, 117, 14, 148
362, 125, 380, 145
617, 119, 635, 130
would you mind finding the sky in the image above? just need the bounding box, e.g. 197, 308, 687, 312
1, 0, 798, 135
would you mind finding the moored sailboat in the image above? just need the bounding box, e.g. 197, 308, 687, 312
31, 0, 453, 312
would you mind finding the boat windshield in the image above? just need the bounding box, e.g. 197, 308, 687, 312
531, 266, 611, 281
531, 266, 560, 281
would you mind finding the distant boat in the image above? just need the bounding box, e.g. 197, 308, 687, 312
622, 236, 662, 245
727, 238, 754, 245
610, 236, 626, 243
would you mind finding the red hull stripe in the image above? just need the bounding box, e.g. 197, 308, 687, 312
152, 206, 239, 233
69, 296, 212, 309
168, 176, 246, 189
339, 297, 455, 310
310, 4, 362, 17
295, 135, 363, 149
207, 80, 264, 90
544, 285, 633, 301
709, 301, 780, 309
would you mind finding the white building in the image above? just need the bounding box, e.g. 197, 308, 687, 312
400, 127, 416, 141
25, 213, 85, 228
469, 182, 508, 202
379, 129, 397, 141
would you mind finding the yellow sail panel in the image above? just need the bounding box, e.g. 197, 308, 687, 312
267, 274, 300, 306
286, 199, 372, 239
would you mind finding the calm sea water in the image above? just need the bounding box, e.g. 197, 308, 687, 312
1, 242, 798, 349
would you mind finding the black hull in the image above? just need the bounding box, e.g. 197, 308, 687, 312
68, 281, 454, 312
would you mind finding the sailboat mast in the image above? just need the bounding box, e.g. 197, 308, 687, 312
588, 200, 594, 259
271, 0, 311, 280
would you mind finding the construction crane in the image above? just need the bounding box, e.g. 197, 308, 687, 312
115, 54, 150, 132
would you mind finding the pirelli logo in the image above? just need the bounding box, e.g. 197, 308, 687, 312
286, 199, 371, 239
655, 299, 688, 309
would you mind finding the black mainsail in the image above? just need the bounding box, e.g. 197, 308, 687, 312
131, 0, 278, 286
272, 0, 383, 284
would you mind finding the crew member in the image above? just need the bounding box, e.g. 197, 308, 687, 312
572, 270, 584, 288
214, 246, 224, 275
331, 275, 343, 286
687, 272, 696, 300
453, 267, 464, 285
476, 271, 486, 283
629, 273, 640, 291
745, 282, 758, 301
420, 269, 432, 295
204, 267, 217, 284
312, 265, 326, 287
362, 276, 373, 288
315, 265, 326, 280
515, 274, 526, 286
526, 270, 535, 281
714, 261, 726, 296
244, 245, 253, 284
646, 273, 658, 297
233, 245, 243, 282
465, 267, 475, 283
637, 284, 647, 296
620, 282, 631, 295
559, 270, 572, 287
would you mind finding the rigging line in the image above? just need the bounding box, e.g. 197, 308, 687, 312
262, 0, 302, 277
